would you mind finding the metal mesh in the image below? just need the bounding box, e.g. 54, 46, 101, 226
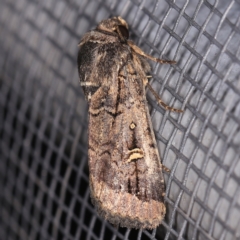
0, 0, 240, 239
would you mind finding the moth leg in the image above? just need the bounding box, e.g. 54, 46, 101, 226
146, 82, 183, 113
143, 76, 152, 87
128, 40, 176, 64
162, 165, 171, 173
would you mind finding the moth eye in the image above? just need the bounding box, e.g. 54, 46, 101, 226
118, 26, 129, 39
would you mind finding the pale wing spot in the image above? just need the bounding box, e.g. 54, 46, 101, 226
126, 148, 144, 163
87, 92, 92, 101
129, 122, 136, 130
80, 82, 100, 87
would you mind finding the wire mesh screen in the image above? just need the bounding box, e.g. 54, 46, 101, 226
0, 0, 240, 239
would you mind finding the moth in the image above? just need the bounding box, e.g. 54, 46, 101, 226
77, 16, 182, 229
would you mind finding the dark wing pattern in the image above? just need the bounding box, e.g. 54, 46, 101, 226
78, 32, 165, 229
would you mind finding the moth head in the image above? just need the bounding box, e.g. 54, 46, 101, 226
96, 16, 129, 41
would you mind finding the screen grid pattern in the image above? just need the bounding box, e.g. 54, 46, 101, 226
0, 0, 240, 239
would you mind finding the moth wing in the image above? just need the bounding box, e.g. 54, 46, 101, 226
87, 52, 166, 229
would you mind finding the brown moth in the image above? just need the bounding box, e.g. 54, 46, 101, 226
77, 16, 182, 229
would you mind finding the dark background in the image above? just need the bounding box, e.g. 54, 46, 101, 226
0, 0, 240, 239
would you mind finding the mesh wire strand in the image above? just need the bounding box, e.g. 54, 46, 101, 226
0, 0, 240, 239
